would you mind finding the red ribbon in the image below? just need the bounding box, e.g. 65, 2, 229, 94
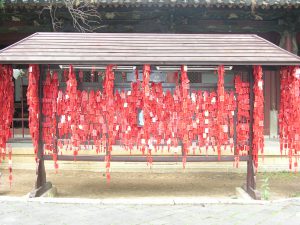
253, 65, 264, 169
42, 69, 59, 171
0, 65, 14, 185
279, 66, 300, 171
235, 75, 250, 166
28, 65, 40, 162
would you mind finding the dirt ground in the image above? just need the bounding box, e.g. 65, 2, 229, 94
0, 169, 299, 200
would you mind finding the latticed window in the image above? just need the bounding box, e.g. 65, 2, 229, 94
82, 71, 100, 82
188, 72, 202, 83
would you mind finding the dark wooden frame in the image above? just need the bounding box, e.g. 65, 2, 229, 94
31, 64, 261, 199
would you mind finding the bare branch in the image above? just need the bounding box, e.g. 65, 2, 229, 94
39, 3, 63, 32
41, 0, 102, 32
62, 0, 102, 32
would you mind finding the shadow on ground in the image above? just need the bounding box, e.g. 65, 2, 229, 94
0, 169, 299, 200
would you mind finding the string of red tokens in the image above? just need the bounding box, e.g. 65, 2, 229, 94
27, 64, 265, 182
2, 64, 299, 185
234, 75, 250, 167
42, 68, 59, 171
0, 65, 14, 185
27, 65, 40, 162
253, 66, 264, 169
279, 66, 300, 171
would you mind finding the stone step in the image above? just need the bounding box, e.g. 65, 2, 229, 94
0, 154, 291, 173
8, 140, 283, 156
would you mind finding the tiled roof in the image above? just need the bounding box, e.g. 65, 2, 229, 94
6, 0, 300, 8
1, 32, 300, 65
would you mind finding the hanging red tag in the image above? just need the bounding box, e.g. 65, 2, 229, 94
279, 66, 300, 171
252, 65, 264, 169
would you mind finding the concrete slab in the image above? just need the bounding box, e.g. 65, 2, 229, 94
235, 187, 252, 200
41, 185, 58, 198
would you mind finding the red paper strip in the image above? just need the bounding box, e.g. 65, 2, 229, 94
235, 75, 250, 166
27, 65, 40, 161
253, 66, 264, 168
0, 65, 14, 184
279, 66, 300, 171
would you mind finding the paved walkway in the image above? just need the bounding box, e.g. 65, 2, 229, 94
0, 197, 299, 225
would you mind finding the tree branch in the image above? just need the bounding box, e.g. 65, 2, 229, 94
41, 0, 102, 32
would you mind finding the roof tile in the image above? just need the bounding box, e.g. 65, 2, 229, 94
0, 32, 299, 65
5, 0, 300, 8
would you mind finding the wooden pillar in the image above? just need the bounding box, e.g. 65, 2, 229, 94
233, 74, 238, 155
30, 65, 52, 197
35, 65, 46, 188
245, 67, 261, 200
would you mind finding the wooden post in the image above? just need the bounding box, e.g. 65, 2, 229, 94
30, 65, 52, 197
245, 66, 261, 200
233, 74, 238, 155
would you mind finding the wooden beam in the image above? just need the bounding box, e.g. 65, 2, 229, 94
43, 155, 249, 162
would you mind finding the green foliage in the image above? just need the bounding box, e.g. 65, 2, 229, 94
261, 177, 270, 200
290, 192, 300, 198
0, 0, 4, 9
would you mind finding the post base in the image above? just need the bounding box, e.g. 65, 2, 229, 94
242, 184, 261, 200
29, 181, 53, 198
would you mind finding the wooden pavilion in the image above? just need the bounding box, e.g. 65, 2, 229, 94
0, 32, 300, 199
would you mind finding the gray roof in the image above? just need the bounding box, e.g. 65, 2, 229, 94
6, 0, 300, 8
0, 32, 300, 65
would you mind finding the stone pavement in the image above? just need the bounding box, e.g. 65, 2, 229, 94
0, 197, 299, 225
